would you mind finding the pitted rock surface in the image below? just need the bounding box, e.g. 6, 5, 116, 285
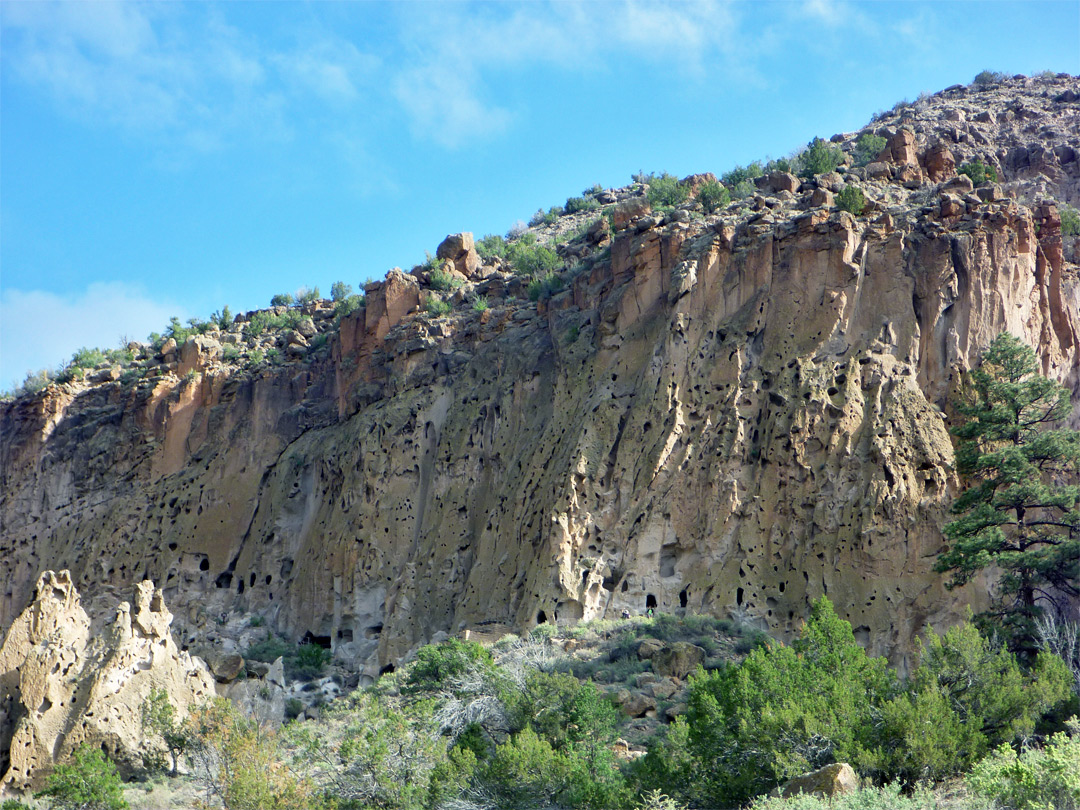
0, 572, 214, 793
1, 74, 1078, 686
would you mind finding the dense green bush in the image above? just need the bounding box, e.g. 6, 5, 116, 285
428, 266, 460, 291
476, 233, 507, 259
799, 138, 845, 178
507, 236, 561, 277
853, 133, 888, 166
10, 369, 53, 397
1061, 203, 1080, 236
640, 597, 1071, 807
296, 286, 320, 305
425, 296, 452, 317
973, 69, 1008, 85
836, 186, 866, 215
958, 159, 998, 186
294, 643, 330, 679
270, 292, 294, 307
645, 173, 689, 208
247, 310, 304, 337
721, 162, 763, 188
333, 293, 364, 319
670, 597, 893, 806
528, 273, 564, 302
531, 206, 564, 226
966, 726, 1080, 809
565, 195, 600, 214
472, 296, 490, 313
697, 179, 730, 213
453, 670, 630, 810
506, 671, 619, 751
330, 281, 352, 302
406, 638, 494, 693
55, 346, 135, 383
861, 621, 1069, 784
36, 745, 127, 810
212, 305, 233, 329
244, 636, 295, 663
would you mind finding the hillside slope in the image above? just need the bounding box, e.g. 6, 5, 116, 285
3, 73, 1079, 680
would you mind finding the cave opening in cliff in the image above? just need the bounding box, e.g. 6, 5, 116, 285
645, 594, 657, 609
302, 631, 333, 650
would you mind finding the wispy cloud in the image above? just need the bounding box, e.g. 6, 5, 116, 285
389, 0, 744, 144
0, 282, 184, 390
1, 0, 884, 155
1, 2, 374, 151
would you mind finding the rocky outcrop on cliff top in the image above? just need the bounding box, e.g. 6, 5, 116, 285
1, 73, 1078, 682
0, 571, 215, 792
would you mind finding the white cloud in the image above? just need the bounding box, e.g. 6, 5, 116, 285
390, 0, 744, 145
0, 282, 184, 390
0, 0, 881, 155
275, 38, 379, 105
1, 3, 373, 149
789, 0, 876, 34
393, 63, 514, 148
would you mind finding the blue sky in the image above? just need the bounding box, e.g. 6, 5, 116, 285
2, 1, 1078, 390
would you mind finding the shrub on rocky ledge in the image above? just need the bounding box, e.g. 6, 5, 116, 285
697, 180, 730, 214
799, 138, 845, 178
645, 173, 689, 208
1061, 203, 1080, 236
565, 195, 600, 214
426, 296, 452, 317
853, 133, 887, 167
958, 159, 998, 186
836, 186, 866, 215
973, 69, 1008, 86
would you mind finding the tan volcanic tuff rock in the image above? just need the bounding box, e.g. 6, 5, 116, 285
436, 232, 481, 279
0, 74, 1078, 684
0, 572, 215, 793
781, 763, 859, 799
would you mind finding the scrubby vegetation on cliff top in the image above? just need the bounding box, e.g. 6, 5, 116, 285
6, 69, 1076, 402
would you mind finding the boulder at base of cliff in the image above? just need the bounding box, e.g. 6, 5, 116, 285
781, 762, 859, 799
0, 571, 216, 793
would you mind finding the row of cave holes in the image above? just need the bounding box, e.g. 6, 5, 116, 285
535, 589, 699, 626
205, 559, 295, 594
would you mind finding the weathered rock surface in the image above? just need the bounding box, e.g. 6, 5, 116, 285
437, 232, 481, 279
1, 74, 1078, 686
0, 572, 215, 792
781, 762, 859, 799
651, 642, 705, 680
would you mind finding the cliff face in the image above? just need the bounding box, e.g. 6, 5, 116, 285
3, 74, 1079, 679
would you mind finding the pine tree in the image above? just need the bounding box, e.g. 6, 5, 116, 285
936, 333, 1080, 652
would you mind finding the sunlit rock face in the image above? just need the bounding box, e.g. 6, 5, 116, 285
1, 74, 1078, 683
0, 572, 215, 792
